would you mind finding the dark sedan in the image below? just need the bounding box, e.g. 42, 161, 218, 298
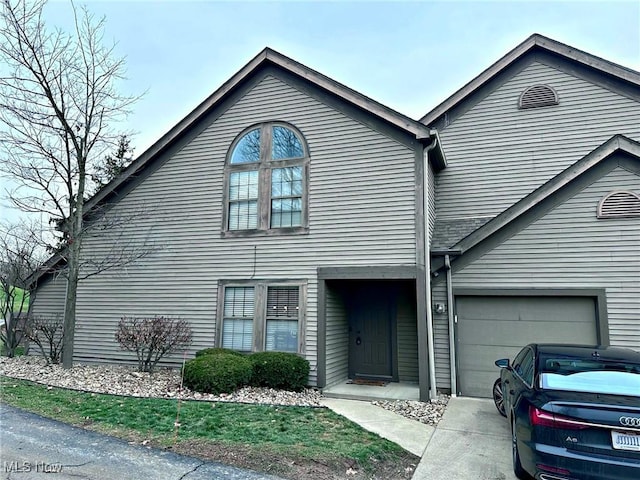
493, 344, 640, 480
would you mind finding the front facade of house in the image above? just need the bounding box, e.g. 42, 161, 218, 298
32, 35, 640, 401
425, 39, 640, 398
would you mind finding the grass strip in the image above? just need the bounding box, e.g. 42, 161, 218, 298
0, 376, 405, 466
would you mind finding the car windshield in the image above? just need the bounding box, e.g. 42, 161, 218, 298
539, 358, 640, 396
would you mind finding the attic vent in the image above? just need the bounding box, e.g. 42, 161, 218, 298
597, 190, 640, 218
519, 85, 558, 109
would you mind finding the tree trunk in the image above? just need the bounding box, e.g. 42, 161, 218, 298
61, 245, 80, 368
61, 189, 84, 368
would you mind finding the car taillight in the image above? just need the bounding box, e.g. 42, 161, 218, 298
529, 406, 588, 430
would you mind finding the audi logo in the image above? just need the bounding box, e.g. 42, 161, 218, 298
619, 417, 640, 427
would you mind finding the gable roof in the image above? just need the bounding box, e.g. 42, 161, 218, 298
448, 134, 640, 255
29, 47, 446, 286
86, 47, 442, 214
421, 33, 640, 126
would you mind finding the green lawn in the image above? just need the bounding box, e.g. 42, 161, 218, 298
0, 286, 29, 312
0, 377, 412, 477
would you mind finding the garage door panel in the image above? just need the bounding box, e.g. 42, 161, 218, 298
458, 320, 592, 347
461, 371, 504, 403
456, 296, 597, 398
457, 344, 523, 372
457, 296, 595, 322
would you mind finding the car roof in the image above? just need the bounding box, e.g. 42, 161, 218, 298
532, 344, 640, 363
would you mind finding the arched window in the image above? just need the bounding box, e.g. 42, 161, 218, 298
597, 190, 640, 219
225, 123, 309, 234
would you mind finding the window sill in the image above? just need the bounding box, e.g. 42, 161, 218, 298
221, 227, 310, 238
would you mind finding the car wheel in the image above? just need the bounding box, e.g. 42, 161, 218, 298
511, 418, 531, 480
492, 378, 507, 417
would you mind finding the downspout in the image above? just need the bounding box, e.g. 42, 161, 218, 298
445, 254, 456, 397
423, 132, 439, 400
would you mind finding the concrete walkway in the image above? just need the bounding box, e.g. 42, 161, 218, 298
322, 396, 517, 480
414, 397, 517, 480
320, 398, 433, 457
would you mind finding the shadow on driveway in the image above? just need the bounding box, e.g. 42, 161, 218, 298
0, 404, 282, 480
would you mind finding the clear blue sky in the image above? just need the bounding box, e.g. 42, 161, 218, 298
2, 0, 639, 222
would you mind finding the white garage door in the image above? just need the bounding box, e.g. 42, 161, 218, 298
455, 295, 598, 398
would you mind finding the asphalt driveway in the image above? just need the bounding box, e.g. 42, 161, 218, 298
413, 397, 518, 480
0, 404, 282, 480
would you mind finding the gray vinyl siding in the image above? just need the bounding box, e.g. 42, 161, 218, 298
31, 276, 66, 319
64, 74, 417, 384
396, 287, 418, 382
431, 281, 451, 389
29, 276, 67, 358
432, 165, 640, 390
324, 283, 348, 387
435, 60, 640, 221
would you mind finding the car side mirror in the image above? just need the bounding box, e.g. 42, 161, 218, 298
495, 358, 510, 369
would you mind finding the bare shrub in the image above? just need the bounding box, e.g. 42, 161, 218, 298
24, 315, 64, 364
115, 316, 192, 373
0, 220, 45, 358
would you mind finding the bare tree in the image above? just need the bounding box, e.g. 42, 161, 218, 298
0, 221, 46, 357
0, 0, 139, 367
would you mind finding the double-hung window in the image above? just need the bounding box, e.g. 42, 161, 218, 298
221, 287, 254, 351
218, 282, 304, 353
224, 123, 308, 235
265, 286, 299, 352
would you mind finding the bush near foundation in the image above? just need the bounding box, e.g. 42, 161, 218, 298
195, 347, 244, 358
24, 314, 64, 365
182, 353, 253, 394
115, 316, 192, 373
249, 351, 309, 391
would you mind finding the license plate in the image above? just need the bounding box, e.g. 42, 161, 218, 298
611, 430, 640, 451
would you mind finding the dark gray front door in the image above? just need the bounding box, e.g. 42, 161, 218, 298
348, 285, 393, 380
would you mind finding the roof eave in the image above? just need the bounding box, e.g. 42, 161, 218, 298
420, 34, 538, 125
86, 48, 271, 212
34, 47, 435, 287
262, 48, 432, 139
87, 47, 431, 212
420, 34, 640, 126
452, 135, 640, 254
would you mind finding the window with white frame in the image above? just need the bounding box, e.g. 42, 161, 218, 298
219, 283, 303, 353
225, 123, 308, 234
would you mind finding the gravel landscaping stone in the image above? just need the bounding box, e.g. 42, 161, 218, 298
372, 397, 449, 425
0, 356, 448, 425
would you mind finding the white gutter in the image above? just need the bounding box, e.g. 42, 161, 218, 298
423, 131, 439, 400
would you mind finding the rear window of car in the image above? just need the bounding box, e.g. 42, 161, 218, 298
539, 357, 640, 396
